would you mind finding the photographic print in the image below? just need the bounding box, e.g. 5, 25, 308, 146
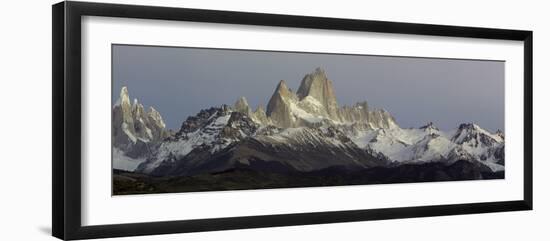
112, 44, 505, 195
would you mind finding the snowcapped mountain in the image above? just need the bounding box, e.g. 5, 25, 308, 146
112, 86, 169, 171
350, 122, 504, 171
135, 104, 386, 176
114, 67, 505, 178
136, 105, 257, 174
265, 67, 397, 129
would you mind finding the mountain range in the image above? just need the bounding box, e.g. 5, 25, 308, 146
112, 67, 504, 193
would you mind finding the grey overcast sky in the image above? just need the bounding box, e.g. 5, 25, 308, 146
112, 44, 504, 132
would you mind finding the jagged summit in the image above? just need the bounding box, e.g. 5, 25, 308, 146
148, 106, 166, 129
458, 122, 480, 130
114, 71, 505, 180
255, 105, 265, 113
296, 67, 327, 99
276, 79, 288, 89
234, 96, 251, 114
274, 80, 294, 99
235, 96, 249, 106
252, 104, 270, 125
296, 67, 340, 120
262, 68, 397, 128
112, 86, 169, 171
114, 86, 131, 107
266, 80, 295, 127
420, 122, 439, 131
354, 101, 369, 109
451, 122, 503, 146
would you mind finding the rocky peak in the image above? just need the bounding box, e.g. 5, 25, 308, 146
367, 109, 397, 129
354, 101, 369, 110
148, 106, 166, 129
132, 98, 139, 108
453, 123, 477, 142
451, 123, 500, 146
252, 105, 270, 125
274, 80, 294, 100
262, 69, 399, 129
114, 86, 134, 124
296, 67, 326, 98
116, 86, 131, 107
457, 123, 479, 131
255, 105, 265, 113
234, 96, 252, 114
420, 122, 439, 132
222, 111, 259, 139
296, 67, 340, 120
266, 80, 296, 128
339, 101, 370, 124
131, 99, 146, 119
112, 86, 169, 158
178, 107, 224, 136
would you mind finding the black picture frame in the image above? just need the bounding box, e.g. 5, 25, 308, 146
52, 1, 533, 240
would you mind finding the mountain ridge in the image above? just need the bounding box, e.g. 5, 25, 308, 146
114, 68, 504, 180
112, 86, 169, 171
